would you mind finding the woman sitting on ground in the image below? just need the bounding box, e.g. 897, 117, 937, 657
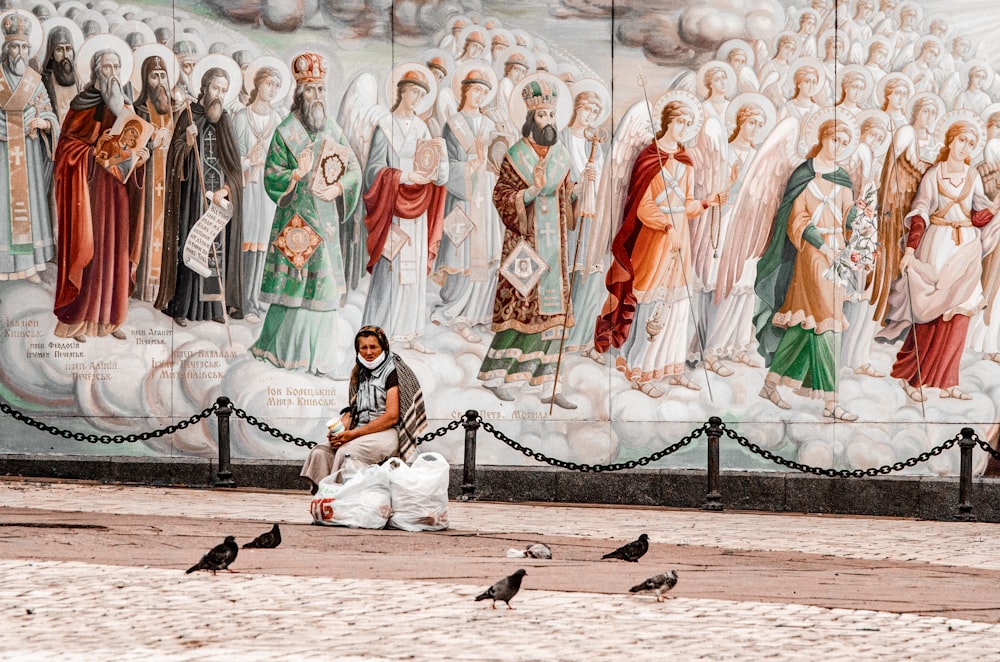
301, 326, 427, 493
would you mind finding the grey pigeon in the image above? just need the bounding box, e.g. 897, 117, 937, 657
243, 523, 281, 549
630, 570, 678, 602
601, 533, 649, 562
186, 535, 238, 574
525, 543, 551, 559
475, 568, 526, 609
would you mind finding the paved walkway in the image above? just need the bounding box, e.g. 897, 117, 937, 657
1, 479, 1000, 660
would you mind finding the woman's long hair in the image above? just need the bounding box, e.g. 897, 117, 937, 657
349, 326, 391, 398
805, 118, 850, 159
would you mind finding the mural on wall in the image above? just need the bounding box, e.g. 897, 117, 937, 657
0, 0, 998, 476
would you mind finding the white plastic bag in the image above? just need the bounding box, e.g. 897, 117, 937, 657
384, 452, 450, 531
309, 464, 392, 529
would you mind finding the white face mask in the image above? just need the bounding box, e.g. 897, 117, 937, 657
357, 351, 386, 370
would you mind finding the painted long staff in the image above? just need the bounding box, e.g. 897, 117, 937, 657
549, 126, 609, 414
184, 102, 233, 348
637, 70, 713, 402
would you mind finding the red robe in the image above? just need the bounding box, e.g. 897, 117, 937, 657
593, 144, 693, 353
362, 168, 446, 274
53, 96, 143, 337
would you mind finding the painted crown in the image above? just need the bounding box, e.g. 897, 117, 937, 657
293, 52, 326, 84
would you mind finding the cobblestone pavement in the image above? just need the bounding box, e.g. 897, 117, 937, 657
2, 479, 1000, 660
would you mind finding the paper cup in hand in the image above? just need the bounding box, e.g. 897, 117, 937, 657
327, 418, 345, 435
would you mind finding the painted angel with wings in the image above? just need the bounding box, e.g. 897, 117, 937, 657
686, 93, 777, 376
869, 92, 944, 336
967, 110, 1000, 364
339, 63, 449, 353
716, 108, 861, 420
593, 89, 728, 397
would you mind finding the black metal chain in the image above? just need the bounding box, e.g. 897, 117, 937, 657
976, 437, 1000, 461
0, 400, 218, 445
478, 417, 707, 471
719, 423, 965, 477
230, 405, 464, 450
231, 405, 318, 449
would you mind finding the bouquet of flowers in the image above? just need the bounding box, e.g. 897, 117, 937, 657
824, 185, 880, 294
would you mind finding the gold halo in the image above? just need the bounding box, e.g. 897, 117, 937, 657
803, 106, 860, 161
725, 92, 776, 139
386, 62, 438, 116
568, 78, 611, 128
651, 89, 703, 144
130, 43, 179, 97
934, 109, 987, 161
0, 10, 43, 58
875, 71, 913, 106
112, 19, 155, 48
77, 34, 134, 89
835, 64, 875, 105
716, 38, 755, 69
695, 60, 737, 100
855, 109, 893, 157
40, 17, 84, 54
190, 53, 243, 107
904, 92, 945, 128
507, 72, 572, 132
451, 59, 498, 107
783, 57, 826, 98
244, 55, 291, 108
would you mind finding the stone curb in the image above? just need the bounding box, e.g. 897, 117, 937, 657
3, 454, 999, 522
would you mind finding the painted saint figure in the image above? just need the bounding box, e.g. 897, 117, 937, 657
431, 64, 501, 343
891, 120, 998, 401
595, 97, 726, 397
233, 61, 284, 323
755, 118, 858, 421
250, 53, 362, 375
361, 65, 448, 353
131, 48, 176, 303
155, 62, 245, 325
53, 41, 146, 341
478, 75, 578, 408
0, 11, 57, 283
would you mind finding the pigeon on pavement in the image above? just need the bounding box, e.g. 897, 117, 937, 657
475, 569, 526, 609
525, 543, 552, 559
630, 570, 678, 601
186, 535, 239, 574
601, 533, 649, 562
243, 523, 282, 549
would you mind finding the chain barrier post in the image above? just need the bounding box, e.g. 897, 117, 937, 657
214, 396, 236, 488
701, 416, 724, 511
957, 427, 976, 521
461, 409, 480, 501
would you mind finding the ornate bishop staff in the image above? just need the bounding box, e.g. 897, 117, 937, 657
549, 125, 609, 414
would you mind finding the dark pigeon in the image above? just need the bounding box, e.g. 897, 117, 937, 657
243, 523, 281, 549
630, 570, 678, 602
186, 535, 239, 574
601, 533, 649, 562
475, 568, 526, 609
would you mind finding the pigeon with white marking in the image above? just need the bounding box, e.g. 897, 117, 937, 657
630, 570, 678, 601
475, 569, 526, 609
243, 523, 281, 549
601, 533, 649, 562
186, 535, 238, 574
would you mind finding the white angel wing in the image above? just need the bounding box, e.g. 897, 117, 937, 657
938, 71, 962, 110
714, 116, 801, 303
669, 69, 696, 93
335, 71, 388, 290
753, 39, 770, 76
688, 116, 729, 284
336, 71, 388, 172
594, 99, 654, 261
